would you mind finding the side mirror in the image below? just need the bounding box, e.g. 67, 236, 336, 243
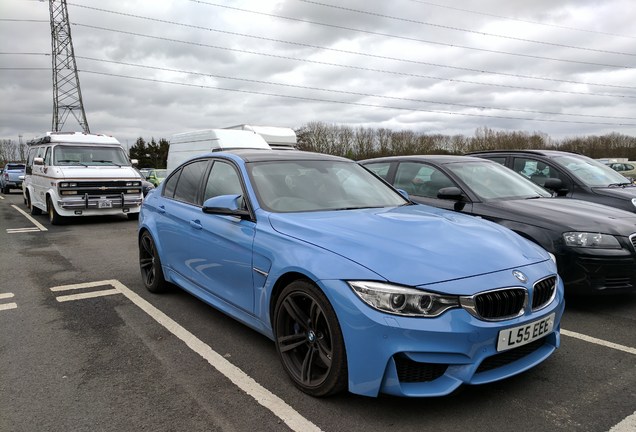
131, 159, 139, 166
34, 157, 44, 166
396, 188, 409, 200
437, 186, 463, 200
543, 178, 568, 196
202, 194, 250, 219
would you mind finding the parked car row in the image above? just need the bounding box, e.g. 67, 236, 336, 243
138, 147, 567, 398
360, 155, 636, 296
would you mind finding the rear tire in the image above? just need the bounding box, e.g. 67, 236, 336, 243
27, 193, 42, 215
1, 186, 8, 194
127, 212, 140, 221
139, 231, 169, 293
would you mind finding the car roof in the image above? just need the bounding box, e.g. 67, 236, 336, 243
214, 149, 352, 163
466, 149, 580, 157
359, 154, 489, 164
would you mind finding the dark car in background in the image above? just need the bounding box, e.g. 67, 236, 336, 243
467, 150, 636, 213
360, 155, 636, 296
1, 162, 26, 194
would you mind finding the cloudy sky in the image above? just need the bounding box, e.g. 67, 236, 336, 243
1, 0, 635, 147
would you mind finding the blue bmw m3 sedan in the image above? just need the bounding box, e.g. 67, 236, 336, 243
138, 149, 565, 398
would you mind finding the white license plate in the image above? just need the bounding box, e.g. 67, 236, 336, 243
98, 199, 113, 209
496, 313, 555, 352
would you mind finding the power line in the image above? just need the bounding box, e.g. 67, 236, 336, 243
12, 7, 627, 91
403, 0, 636, 40
74, 69, 636, 127
70, 22, 636, 100
297, 0, 636, 57
181, 0, 633, 69
4, 52, 636, 121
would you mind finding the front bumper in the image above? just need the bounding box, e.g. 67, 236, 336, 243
321, 264, 565, 397
557, 251, 636, 295
57, 194, 143, 211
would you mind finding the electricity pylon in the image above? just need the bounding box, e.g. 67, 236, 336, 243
48, 0, 90, 133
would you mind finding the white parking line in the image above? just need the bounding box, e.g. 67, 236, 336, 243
10, 205, 48, 232
55, 288, 120, 303
50, 279, 321, 432
0, 292, 17, 311
609, 411, 636, 432
562, 329, 636, 356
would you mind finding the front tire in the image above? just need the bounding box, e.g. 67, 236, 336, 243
47, 196, 64, 225
139, 231, 169, 293
274, 280, 348, 397
127, 212, 139, 221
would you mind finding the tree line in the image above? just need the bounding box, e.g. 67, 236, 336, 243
2, 125, 635, 167
295, 123, 636, 161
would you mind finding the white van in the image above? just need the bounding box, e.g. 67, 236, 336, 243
167, 129, 271, 172
24, 131, 143, 224
224, 124, 297, 149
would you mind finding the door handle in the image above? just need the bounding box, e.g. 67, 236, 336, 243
158, 205, 166, 214
189, 220, 202, 230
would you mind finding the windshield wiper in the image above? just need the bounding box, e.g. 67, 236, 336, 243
525, 195, 543, 199
607, 182, 633, 187
92, 160, 121, 167
57, 159, 87, 166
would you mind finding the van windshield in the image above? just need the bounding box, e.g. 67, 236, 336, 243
53, 145, 129, 167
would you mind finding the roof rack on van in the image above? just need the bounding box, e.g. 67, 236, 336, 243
27, 131, 120, 145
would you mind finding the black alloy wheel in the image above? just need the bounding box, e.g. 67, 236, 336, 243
139, 231, 169, 293
274, 280, 347, 397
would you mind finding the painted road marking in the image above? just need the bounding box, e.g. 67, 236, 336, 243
50, 280, 321, 432
0, 292, 17, 311
562, 329, 636, 356
609, 411, 636, 432
9, 205, 48, 232
51, 281, 122, 302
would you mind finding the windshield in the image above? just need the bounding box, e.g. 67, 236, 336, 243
248, 159, 408, 212
553, 154, 631, 187
447, 161, 552, 200
151, 169, 167, 178
53, 145, 130, 166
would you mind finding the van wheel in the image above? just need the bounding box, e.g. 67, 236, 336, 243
27, 193, 42, 215
47, 197, 64, 225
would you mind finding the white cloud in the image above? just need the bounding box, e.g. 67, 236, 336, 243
1, 0, 635, 144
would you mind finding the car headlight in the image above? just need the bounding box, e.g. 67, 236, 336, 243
348, 281, 459, 317
562, 232, 621, 249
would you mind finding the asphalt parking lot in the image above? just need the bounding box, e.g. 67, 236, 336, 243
1, 190, 635, 432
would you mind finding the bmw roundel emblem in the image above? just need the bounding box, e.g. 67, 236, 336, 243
512, 270, 528, 283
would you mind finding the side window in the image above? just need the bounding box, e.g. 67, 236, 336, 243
44, 147, 52, 166
162, 170, 180, 198
35, 145, 46, 160
486, 156, 506, 165
364, 162, 391, 180
203, 161, 244, 207
396, 163, 454, 198
513, 157, 565, 187
172, 160, 209, 204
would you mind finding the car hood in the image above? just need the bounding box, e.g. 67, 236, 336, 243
268, 204, 548, 286
592, 185, 636, 199
485, 198, 636, 234
53, 166, 140, 179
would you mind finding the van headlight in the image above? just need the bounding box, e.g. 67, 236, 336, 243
348, 281, 459, 317
563, 232, 621, 249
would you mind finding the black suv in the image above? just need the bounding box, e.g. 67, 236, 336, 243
468, 150, 636, 213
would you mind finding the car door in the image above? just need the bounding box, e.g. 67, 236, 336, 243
196, 159, 256, 312
511, 156, 574, 196
393, 162, 474, 213
159, 158, 256, 313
